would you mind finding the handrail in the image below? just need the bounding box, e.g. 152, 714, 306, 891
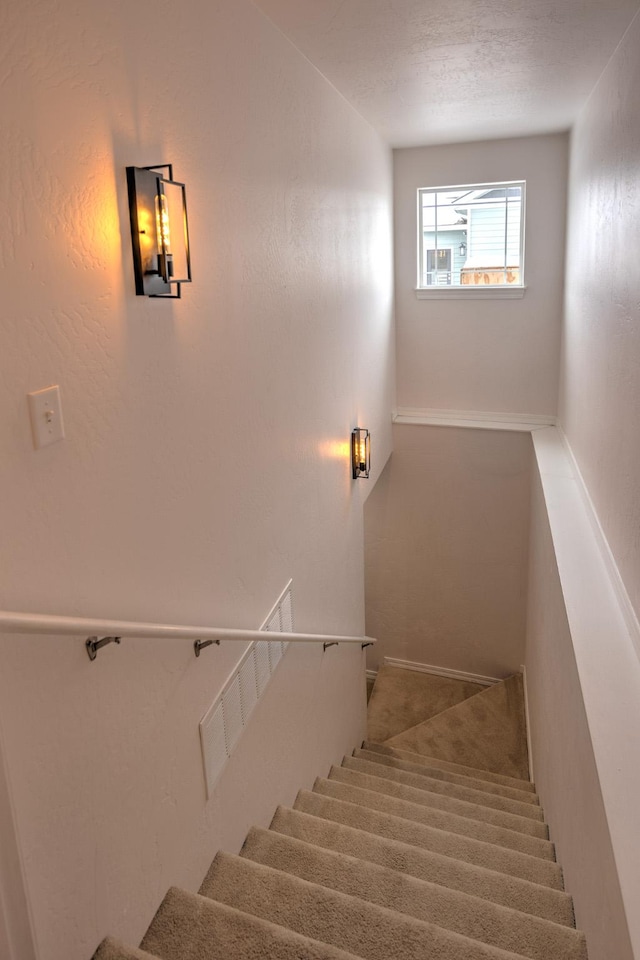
0, 610, 376, 660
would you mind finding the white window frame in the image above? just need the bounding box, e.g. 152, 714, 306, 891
416, 181, 526, 300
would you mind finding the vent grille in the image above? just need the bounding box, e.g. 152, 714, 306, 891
280, 590, 293, 634
199, 581, 293, 798
200, 701, 226, 797
269, 639, 283, 670
254, 640, 271, 696
222, 673, 243, 756
238, 651, 258, 724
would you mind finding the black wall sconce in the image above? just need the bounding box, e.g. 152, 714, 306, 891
459, 241, 467, 257
352, 427, 371, 479
126, 164, 192, 298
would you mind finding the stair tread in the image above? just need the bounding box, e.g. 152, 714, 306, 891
141, 886, 363, 960
355, 749, 540, 805
344, 756, 544, 822
241, 826, 587, 960
201, 851, 538, 960
313, 777, 555, 860
363, 741, 537, 794
384, 675, 529, 781
366, 665, 483, 741
270, 807, 574, 926
294, 790, 563, 889
92, 938, 160, 960
329, 766, 548, 839
95, 663, 584, 960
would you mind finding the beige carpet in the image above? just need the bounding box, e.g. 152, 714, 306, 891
367, 665, 483, 741
384, 673, 530, 780
92, 669, 587, 960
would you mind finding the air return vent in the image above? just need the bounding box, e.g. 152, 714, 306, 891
254, 640, 271, 696
199, 580, 293, 798
238, 652, 258, 724
200, 702, 226, 797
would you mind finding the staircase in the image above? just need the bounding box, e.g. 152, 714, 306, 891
93, 665, 588, 960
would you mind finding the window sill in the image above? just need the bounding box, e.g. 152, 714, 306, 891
415, 285, 526, 300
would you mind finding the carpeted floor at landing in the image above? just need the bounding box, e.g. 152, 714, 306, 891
374, 667, 530, 780
93, 667, 588, 960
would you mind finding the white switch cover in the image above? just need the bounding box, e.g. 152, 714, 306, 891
28, 385, 65, 449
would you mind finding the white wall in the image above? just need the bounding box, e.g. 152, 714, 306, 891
0, 0, 393, 957
394, 134, 568, 416
559, 8, 640, 627
525, 430, 640, 960
364, 423, 531, 677
0, 632, 367, 960
0, 0, 394, 635
547, 20, 640, 956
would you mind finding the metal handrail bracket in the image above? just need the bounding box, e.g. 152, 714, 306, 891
86, 636, 121, 661
194, 638, 221, 658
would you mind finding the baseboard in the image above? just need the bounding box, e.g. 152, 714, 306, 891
521, 663, 535, 783
366, 669, 378, 683
382, 656, 500, 687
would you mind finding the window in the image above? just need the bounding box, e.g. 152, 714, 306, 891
417, 181, 525, 297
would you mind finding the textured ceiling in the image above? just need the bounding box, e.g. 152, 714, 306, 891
253, 0, 640, 146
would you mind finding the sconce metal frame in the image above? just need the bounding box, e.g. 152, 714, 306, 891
126, 164, 192, 298
351, 427, 371, 479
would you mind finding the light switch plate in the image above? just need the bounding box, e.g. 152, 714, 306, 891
28, 385, 65, 449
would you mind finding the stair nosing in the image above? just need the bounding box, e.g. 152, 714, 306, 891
202, 852, 549, 960
269, 806, 575, 927
329, 765, 549, 839
294, 789, 563, 890
240, 826, 586, 960
144, 885, 365, 960
363, 740, 536, 793
344, 755, 545, 822
356, 748, 540, 805
313, 776, 555, 861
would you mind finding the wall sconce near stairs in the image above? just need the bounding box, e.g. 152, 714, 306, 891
126, 164, 192, 298
351, 427, 370, 479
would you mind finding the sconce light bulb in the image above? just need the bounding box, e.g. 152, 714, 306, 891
155, 192, 172, 254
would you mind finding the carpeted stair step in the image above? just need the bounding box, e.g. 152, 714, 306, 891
200, 850, 535, 960
343, 756, 544, 822
363, 741, 537, 795
270, 807, 574, 926
366, 665, 484, 742
293, 790, 563, 889
328, 766, 548, 839
240, 827, 587, 960
385, 675, 529, 780
354, 748, 540, 806
140, 885, 364, 960
92, 939, 161, 960
311, 777, 554, 860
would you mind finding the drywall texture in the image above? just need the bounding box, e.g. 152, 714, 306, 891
394, 133, 568, 416
525, 461, 634, 960
1, 0, 394, 633
559, 8, 640, 628
364, 423, 531, 677
254, 0, 640, 148
0, 0, 393, 957
0, 632, 367, 960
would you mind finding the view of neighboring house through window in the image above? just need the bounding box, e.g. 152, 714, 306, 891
417, 182, 525, 288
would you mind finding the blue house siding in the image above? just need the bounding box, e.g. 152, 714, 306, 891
421, 228, 467, 284
468, 205, 521, 268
